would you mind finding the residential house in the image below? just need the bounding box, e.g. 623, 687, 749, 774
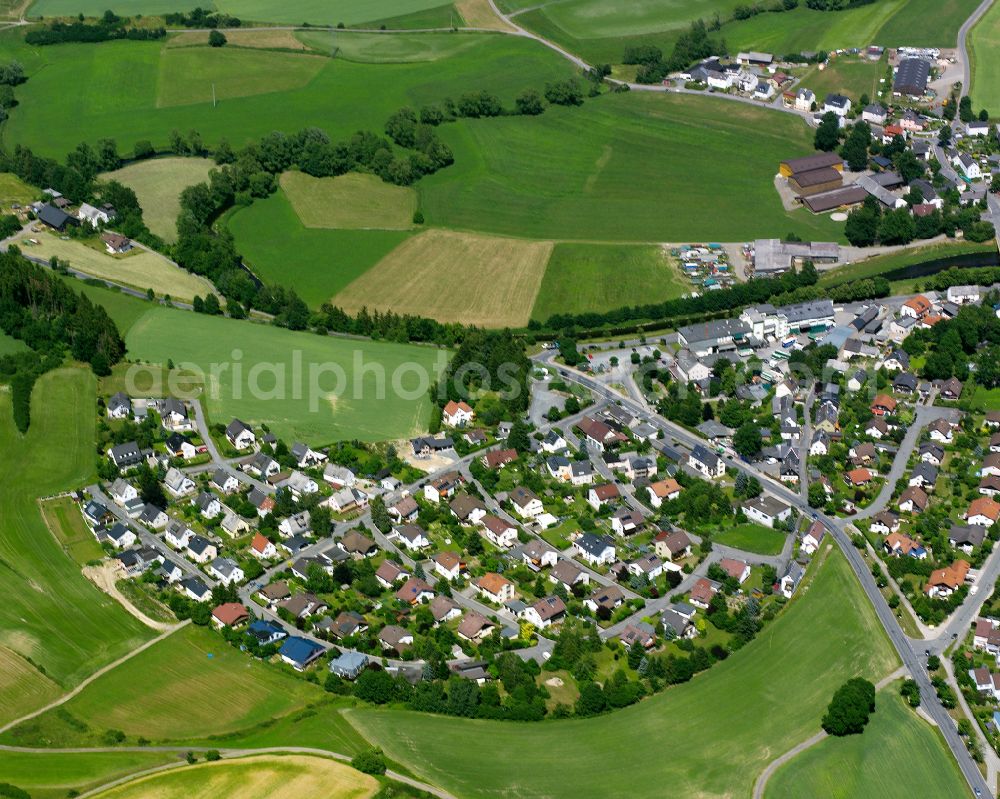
585, 584, 625, 614
940, 377, 964, 400
521, 596, 567, 629
689, 577, 720, 609
108, 441, 143, 470
247, 619, 286, 646
208, 557, 244, 585
898, 486, 928, 514
647, 478, 683, 508
587, 483, 620, 511
339, 530, 378, 558
549, 559, 588, 592
107, 392, 132, 419
883, 532, 927, 559
193, 491, 222, 519
689, 445, 725, 478
457, 612, 495, 642
391, 524, 431, 552
574, 532, 616, 566
279, 637, 326, 671
480, 515, 518, 548
900, 295, 931, 319
801, 521, 826, 555
375, 559, 408, 589
245, 452, 280, 479
442, 400, 475, 428
138, 503, 168, 529
967, 497, 1000, 527
949, 524, 987, 553
655, 530, 692, 562
395, 577, 435, 605
432, 551, 464, 582
389, 496, 419, 523
181, 576, 212, 603
510, 486, 544, 518
329, 651, 369, 680
290, 442, 326, 469
925, 560, 970, 598
225, 419, 256, 450
475, 572, 516, 604
517, 539, 559, 571
185, 535, 217, 564
611, 507, 645, 536
449, 493, 487, 525
429, 595, 462, 624
742, 494, 792, 528
424, 472, 462, 503
719, 557, 750, 584
250, 532, 277, 560
780, 561, 805, 598
164, 520, 193, 550
481, 449, 517, 470
870, 394, 897, 416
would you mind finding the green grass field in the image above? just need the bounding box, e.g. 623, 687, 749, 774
226, 188, 411, 307
27, 0, 451, 26
0, 367, 153, 693
124, 306, 449, 442
298, 30, 489, 62
765, 688, 968, 799
714, 523, 787, 556
91, 754, 378, 799
0, 30, 574, 159
347, 547, 900, 799
281, 171, 417, 229
39, 495, 106, 565
0, 329, 29, 355
3, 625, 321, 746
0, 750, 180, 799
797, 56, 885, 106
514, 0, 980, 65
969, 386, 1000, 411
101, 157, 215, 243
530, 243, 687, 322
0, 646, 62, 730
420, 92, 845, 242
970, 0, 1000, 112
0, 171, 36, 205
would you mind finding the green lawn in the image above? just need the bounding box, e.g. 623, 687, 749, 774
0, 30, 575, 159
969, 385, 1000, 411
124, 306, 449, 443
0, 171, 37, 206
347, 547, 900, 799
280, 171, 417, 230
765, 687, 968, 799
226, 188, 412, 307
531, 243, 687, 323
101, 157, 215, 243
715, 523, 786, 556
2, 624, 322, 746
797, 56, 885, 107
0, 367, 153, 691
0, 750, 180, 799
970, 0, 1000, 112
419, 92, 847, 242
39, 495, 106, 566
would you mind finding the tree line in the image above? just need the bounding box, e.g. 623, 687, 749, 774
26, 11, 165, 45
0, 252, 125, 430
625, 20, 726, 84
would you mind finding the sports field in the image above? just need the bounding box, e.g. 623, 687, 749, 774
40, 495, 106, 566
18, 233, 217, 302
92, 754, 377, 799
5, 625, 320, 745
970, 0, 1000, 112
334, 228, 552, 327
124, 306, 449, 442
297, 30, 491, 62
101, 157, 215, 243
347, 548, 899, 799
0, 367, 153, 691
281, 171, 417, 229
530, 243, 686, 322
226, 189, 411, 307
0, 750, 179, 799
0, 646, 61, 729
0, 29, 574, 159
765, 688, 967, 798
419, 93, 846, 242
714, 523, 786, 556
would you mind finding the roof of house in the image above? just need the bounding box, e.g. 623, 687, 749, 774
212, 602, 249, 626
925, 560, 970, 592
476, 572, 513, 595
719, 558, 748, 580
969, 497, 1000, 521
530, 595, 567, 622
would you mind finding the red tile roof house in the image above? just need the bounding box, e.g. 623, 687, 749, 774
520, 596, 567, 629
900, 294, 931, 319
966, 497, 1000, 527
688, 577, 720, 609
441, 400, 474, 428
211, 602, 249, 629
395, 577, 435, 605
475, 572, 515, 604
375, 559, 408, 588
719, 557, 750, 584
801, 521, 825, 555
870, 394, 897, 416
924, 560, 970, 598
250, 532, 277, 560
481, 449, 518, 470
587, 483, 620, 511
456, 611, 495, 642
974, 617, 1000, 654
845, 467, 874, 487
432, 551, 464, 582
898, 486, 928, 514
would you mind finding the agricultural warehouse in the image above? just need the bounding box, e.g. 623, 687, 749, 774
676, 318, 751, 356
893, 57, 931, 98
753, 239, 840, 276
779, 153, 844, 179
802, 185, 867, 213
787, 166, 844, 197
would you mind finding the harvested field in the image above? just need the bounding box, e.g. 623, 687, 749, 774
0, 646, 62, 729
334, 229, 552, 327
166, 30, 310, 50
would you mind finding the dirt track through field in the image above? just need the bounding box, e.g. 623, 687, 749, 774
83, 563, 179, 633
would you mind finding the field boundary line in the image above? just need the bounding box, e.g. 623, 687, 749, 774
752, 667, 907, 799
0, 621, 189, 735
0, 745, 457, 799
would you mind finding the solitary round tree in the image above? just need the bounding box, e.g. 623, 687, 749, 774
209, 30, 227, 47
